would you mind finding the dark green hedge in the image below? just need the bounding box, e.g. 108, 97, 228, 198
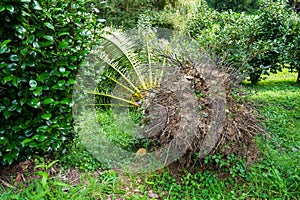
0, 0, 102, 165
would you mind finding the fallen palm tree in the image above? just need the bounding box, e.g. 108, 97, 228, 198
73, 28, 264, 172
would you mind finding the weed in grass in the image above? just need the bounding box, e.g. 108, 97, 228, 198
59, 139, 103, 172
96, 109, 153, 152
144, 168, 243, 199
0, 160, 128, 200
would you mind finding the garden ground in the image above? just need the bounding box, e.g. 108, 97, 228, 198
0, 70, 299, 199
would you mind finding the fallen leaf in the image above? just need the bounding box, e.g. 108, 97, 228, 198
14, 172, 22, 187
135, 148, 147, 157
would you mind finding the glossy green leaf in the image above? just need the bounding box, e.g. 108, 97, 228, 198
0, 104, 5, 112
60, 98, 70, 105
3, 153, 15, 165
0, 40, 11, 48
28, 35, 35, 44
15, 25, 27, 35
0, 46, 9, 54
37, 125, 49, 132
43, 35, 54, 42
58, 41, 68, 49
3, 109, 11, 119
0, 5, 5, 12
20, 98, 27, 106
0, 62, 7, 69
0, 137, 8, 145
2, 97, 10, 107
30, 98, 40, 108
70, 56, 77, 61
62, 71, 71, 77
6, 63, 18, 71
23, 60, 35, 68
43, 98, 54, 104
57, 32, 70, 37
3, 76, 13, 84
20, 47, 29, 56
12, 76, 19, 87
44, 22, 54, 30
33, 0, 42, 10
12, 125, 21, 132
33, 41, 40, 48
29, 80, 37, 87
36, 72, 50, 82
41, 113, 52, 120
59, 67, 66, 73
8, 103, 17, 111
9, 54, 19, 62
58, 80, 66, 86
22, 138, 33, 146
33, 86, 43, 96
5, 5, 14, 13
38, 135, 48, 142
67, 79, 75, 84
29, 142, 38, 148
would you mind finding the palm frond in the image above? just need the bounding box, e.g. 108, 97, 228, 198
88, 103, 135, 107
87, 91, 137, 106
100, 30, 147, 89
146, 39, 153, 87
95, 50, 141, 93
104, 75, 136, 95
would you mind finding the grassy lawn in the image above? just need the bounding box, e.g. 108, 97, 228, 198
245, 72, 300, 151
240, 71, 300, 199
1, 71, 299, 199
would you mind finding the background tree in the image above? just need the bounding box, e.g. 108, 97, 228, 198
94, 0, 179, 28
205, 0, 263, 12
189, 1, 299, 83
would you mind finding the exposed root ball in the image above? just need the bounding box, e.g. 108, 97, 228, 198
139, 59, 263, 166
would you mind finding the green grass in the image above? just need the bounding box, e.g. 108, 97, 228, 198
240, 70, 300, 199
1, 71, 299, 199
244, 72, 300, 151
0, 172, 124, 200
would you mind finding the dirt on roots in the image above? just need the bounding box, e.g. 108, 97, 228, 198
138, 60, 265, 170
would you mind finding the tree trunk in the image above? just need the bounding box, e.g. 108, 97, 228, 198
297, 69, 300, 83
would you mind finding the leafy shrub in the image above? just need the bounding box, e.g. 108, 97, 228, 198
93, 0, 179, 29
285, 11, 300, 82
189, 1, 298, 83
59, 139, 103, 172
145, 0, 202, 31
189, 6, 270, 82
0, 0, 103, 165
205, 0, 263, 12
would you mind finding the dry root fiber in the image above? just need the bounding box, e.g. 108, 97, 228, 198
139, 58, 264, 167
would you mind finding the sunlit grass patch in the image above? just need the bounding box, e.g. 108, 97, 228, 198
241, 70, 300, 199
243, 70, 300, 149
